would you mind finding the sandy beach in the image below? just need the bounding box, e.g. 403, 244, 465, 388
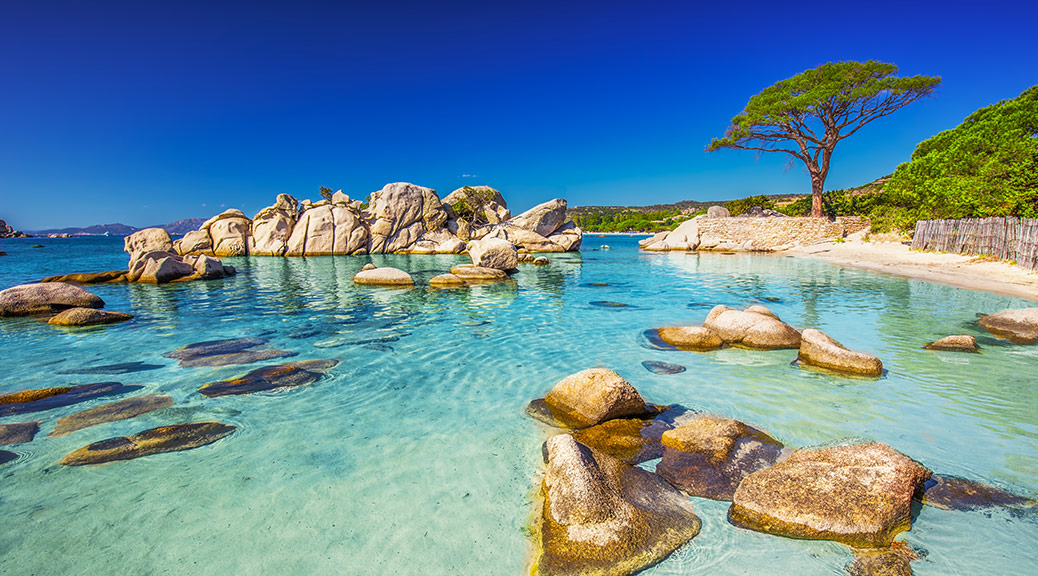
791, 238, 1038, 302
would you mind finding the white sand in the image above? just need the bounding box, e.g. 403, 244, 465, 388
790, 238, 1038, 302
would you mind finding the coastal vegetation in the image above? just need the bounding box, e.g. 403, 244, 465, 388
708, 61, 941, 218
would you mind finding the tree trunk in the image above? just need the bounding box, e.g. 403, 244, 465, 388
810, 172, 825, 218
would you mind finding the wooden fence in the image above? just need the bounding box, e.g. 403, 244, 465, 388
912, 217, 1038, 271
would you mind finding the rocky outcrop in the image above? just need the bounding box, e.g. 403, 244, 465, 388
978, 307, 1038, 344
0, 218, 30, 238
125, 250, 233, 284
201, 209, 253, 256
48, 308, 133, 327
198, 359, 339, 397
924, 334, 980, 352
798, 329, 883, 377
704, 305, 801, 350
366, 182, 446, 253
642, 219, 701, 251
164, 337, 295, 368
124, 228, 173, 262
467, 237, 518, 270
0, 421, 39, 445
532, 369, 653, 429
531, 435, 701, 576
442, 185, 510, 232
0, 382, 131, 417
509, 198, 567, 237
285, 202, 370, 256
656, 416, 784, 500
60, 421, 236, 465
50, 394, 174, 437
250, 194, 299, 256
729, 442, 931, 548
353, 267, 414, 287
0, 282, 104, 316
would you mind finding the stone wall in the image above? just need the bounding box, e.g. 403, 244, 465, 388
642, 215, 868, 252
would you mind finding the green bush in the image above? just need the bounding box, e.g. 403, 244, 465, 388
724, 195, 775, 216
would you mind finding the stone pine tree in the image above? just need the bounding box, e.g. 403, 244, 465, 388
708, 61, 941, 217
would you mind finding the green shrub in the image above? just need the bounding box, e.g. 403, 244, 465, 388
724, 195, 776, 216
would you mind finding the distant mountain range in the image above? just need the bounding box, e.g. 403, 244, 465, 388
27, 218, 206, 237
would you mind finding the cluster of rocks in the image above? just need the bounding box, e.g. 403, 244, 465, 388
0, 218, 30, 239
175, 183, 582, 258
1, 334, 340, 468
0, 282, 133, 327
523, 367, 1032, 576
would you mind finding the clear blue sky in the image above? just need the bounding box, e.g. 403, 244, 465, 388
2, 0, 1036, 229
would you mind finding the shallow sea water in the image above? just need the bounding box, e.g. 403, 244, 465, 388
1, 235, 1036, 575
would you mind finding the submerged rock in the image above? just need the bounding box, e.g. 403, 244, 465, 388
640, 360, 686, 375
40, 270, 127, 284
917, 475, 1033, 511
0, 382, 131, 417
352, 267, 414, 287
57, 361, 164, 375
729, 442, 931, 548
703, 305, 801, 350
656, 326, 724, 351
198, 359, 339, 397
978, 308, 1038, 344
571, 415, 674, 465
0, 421, 40, 445
0, 450, 16, 466
924, 334, 980, 352
0, 282, 104, 317
798, 329, 883, 377
656, 416, 784, 500
48, 308, 133, 327
49, 394, 175, 437
531, 435, 701, 576
60, 421, 236, 466
467, 237, 518, 271
164, 337, 293, 368
536, 369, 652, 429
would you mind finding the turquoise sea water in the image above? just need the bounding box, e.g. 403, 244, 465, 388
1, 235, 1036, 575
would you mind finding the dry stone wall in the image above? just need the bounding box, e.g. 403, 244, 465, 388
642, 215, 866, 252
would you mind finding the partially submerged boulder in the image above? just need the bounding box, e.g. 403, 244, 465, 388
449, 265, 509, 282
729, 442, 931, 548
571, 415, 674, 465
0, 282, 104, 317
533, 369, 652, 429
0, 382, 131, 417
40, 270, 127, 284
798, 329, 883, 377
917, 475, 1033, 511
924, 334, 980, 352
124, 228, 173, 262
847, 545, 916, 576
656, 326, 724, 351
531, 435, 701, 576
353, 267, 414, 287
50, 394, 175, 437
198, 359, 339, 397
201, 209, 253, 256
429, 273, 466, 288
60, 421, 236, 465
978, 307, 1038, 344
656, 415, 784, 500
48, 308, 132, 327
467, 237, 518, 271
0, 421, 40, 445
703, 305, 801, 350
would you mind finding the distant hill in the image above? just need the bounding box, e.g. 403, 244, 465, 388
568, 194, 808, 233
28, 218, 205, 237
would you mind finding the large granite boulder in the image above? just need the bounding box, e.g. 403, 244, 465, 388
639, 218, 701, 251
703, 305, 801, 350
707, 206, 730, 218
656, 416, 784, 500
656, 326, 724, 351
60, 421, 236, 465
481, 225, 565, 252
546, 221, 584, 251
508, 198, 568, 237
429, 273, 466, 288
449, 265, 510, 282
285, 203, 370, 256
50, 394, 174, 437
442, 185, 510, 227
200, 209, 252, 256
124, 228, 173, 262
467, 237, 518, 271
353, 267, 414, 287
48, 308, 132, 327
366, 182, 446, 253
536, 369, 652, 429
250, 194, 299, 256
126, 251, 197, 283
798, 329, 883, 377
177, 229, 213, 255
729, 442, 931, 548
531, 435, 701, 576
0, 282, 104, 316
571, 414, 675, 465
978, 307, 1038, 344
198, 359, 339, 397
